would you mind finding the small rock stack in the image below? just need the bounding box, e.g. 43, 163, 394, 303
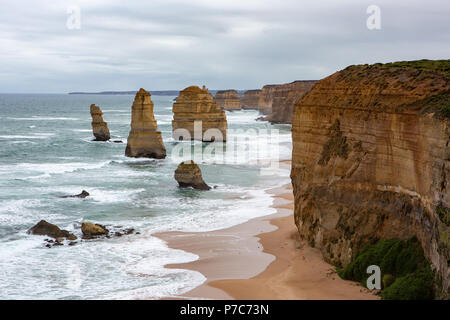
90, 104, 110, 141
174, 160, 211, 190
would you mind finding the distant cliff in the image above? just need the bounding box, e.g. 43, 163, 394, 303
260, 80, 317, 124
214, 90, 242, 110
241, 90, 261, 109
290, 60, 450, 298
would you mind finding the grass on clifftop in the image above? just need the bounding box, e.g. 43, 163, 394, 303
337, 237, 435, 300
374, 59, 450, 78
415, 90, 450, 119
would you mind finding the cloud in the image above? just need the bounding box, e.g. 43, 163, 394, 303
0, 0, 448, 92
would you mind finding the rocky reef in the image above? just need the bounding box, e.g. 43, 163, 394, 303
261, 80, 317, 124
214, 90, 242, 110
28, 220, 77, 240
174, 160, 211, 190
241, 90, 261, 110
125, 88, 166, 159
90, 104, 110, 141
172, 86, 227, 142
290, 60, 450, 298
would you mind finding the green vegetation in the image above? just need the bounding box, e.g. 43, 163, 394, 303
318, 119, 349, 165
338, 237, 435, 300
377, 59, 450, 78
415, 90, 450, 119
436, 205, 450, 227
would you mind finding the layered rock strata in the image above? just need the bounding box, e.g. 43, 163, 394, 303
174, 160, 211, 190
261, 80, 317, 124
241, 90, 261, 109
172, 86, 227, 142
125, 88, 166, 159
290, 61, 450, 297
214, 90, 242, 110
90, 104, 110, 141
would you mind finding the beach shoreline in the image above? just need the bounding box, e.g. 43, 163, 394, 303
155, 161, 378, 300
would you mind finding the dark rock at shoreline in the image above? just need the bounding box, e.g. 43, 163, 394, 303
28, 220, 77, 240
81, 222, 109, 239
60, 190, 90, 199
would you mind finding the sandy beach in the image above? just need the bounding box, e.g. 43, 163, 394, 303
156, 162, 378, 300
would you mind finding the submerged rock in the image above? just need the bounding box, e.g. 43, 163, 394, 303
60, 190, 90, 199
172, 86, 227, 142
90, 104, 110, 141
125, 88, 166, 159
81, 222, 109, 239
174, 160, 211, 190
28, 220, 77, 240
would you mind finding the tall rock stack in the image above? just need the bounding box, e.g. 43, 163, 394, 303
125, 88, 166, 159
172, 86, 227, 142
241, 90, 261, 110
90, 104, 110, 141
290, 60, 450, 297
261, 80, 318, 124
214, 90, 242, 110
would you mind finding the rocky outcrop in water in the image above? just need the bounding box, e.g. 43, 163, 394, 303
174, 160, 211, 190
241, 90, 261, 110
261, 80, 317, 124
60, 190, 90, 198
28, 220, 77, 240
290, 60, 450, 298
172, 86, 227, 142
125, 88, 166, 159
214, 90, 242, 110
81, 222, 108, 239
90, 104, 110, 141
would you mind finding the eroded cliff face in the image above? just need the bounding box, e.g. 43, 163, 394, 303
214, 90, 242, 110
125, 88, 166, 159
172, 86, 227, 142
290, 62, 450, 297
262, 80, 317, 124
258, 85, 278, 115
241, 90, 261, 110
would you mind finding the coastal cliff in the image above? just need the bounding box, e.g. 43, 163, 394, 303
242, 90, 261, 110
261, 80, 317, 124
125, 88, 166, 159
172, 86, 227, 142
290, 60, 450, 298
258, 84, 278, 115
214, 90, 242, 110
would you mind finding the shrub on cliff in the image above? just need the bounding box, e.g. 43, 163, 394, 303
339, 237, 434, 300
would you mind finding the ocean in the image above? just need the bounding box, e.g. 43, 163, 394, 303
0, 93, 291, 299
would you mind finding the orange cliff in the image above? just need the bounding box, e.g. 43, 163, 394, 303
290, 60, 450, 298
172, 86, 227, 142
214, 89, 242, 111
241, 89, 261, 110
125, 88, 166, 159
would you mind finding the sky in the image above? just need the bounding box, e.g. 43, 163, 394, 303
0, 0, 449, 93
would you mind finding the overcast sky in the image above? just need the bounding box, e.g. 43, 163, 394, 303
0, 0, 449, 93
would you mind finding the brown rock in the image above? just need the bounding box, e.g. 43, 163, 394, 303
125, 88, 166, 159
60, 190, 89, 199
90, 104, 110, 141
290, 60, 450, 298
28, 220, 77, 240
260, 80, 317, 124
214, 90, 242, 110
81, 222, 108, 239
241, 90, 261, 110
172, 86, 227, 142
174, 160, 211, 190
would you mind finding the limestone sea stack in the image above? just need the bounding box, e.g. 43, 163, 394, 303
214, 90, 242, 110
90, 104, 110, 141
125, 88, 166, 159
261, 80, 317, 124
241, 89, 261, 110
290, 60, 450, 297
174, 160, 211, 190
172, 86, 227, 142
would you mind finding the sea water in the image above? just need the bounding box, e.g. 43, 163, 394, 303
0, 94, 292, 299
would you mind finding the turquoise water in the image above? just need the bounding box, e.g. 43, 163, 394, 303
0, 94, 291, 299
